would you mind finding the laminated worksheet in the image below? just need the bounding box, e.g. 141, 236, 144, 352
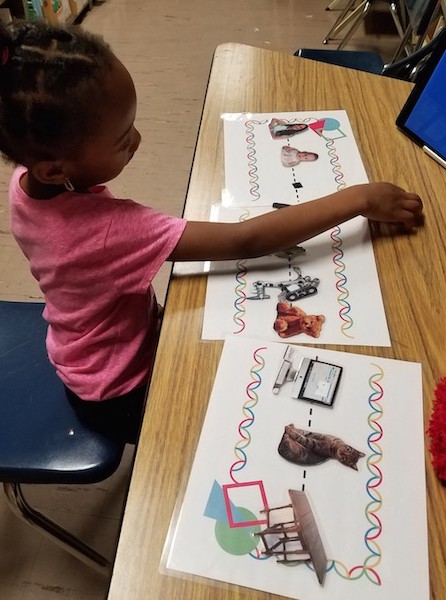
202, 111, 390, 346
165, 336, 428, 600
222, 111, 369, 208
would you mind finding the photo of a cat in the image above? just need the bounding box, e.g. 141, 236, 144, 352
278, 424, 366, 470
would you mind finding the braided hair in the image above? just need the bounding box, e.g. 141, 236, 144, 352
0, 20, 115, 165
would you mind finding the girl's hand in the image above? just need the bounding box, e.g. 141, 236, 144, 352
357, 182, 423, 231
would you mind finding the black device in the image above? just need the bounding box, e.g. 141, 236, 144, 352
291, 358, 343, 407
396, 31, 446, 168
272, 347, 343, 407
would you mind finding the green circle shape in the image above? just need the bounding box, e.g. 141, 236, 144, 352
215, 506, 261, 555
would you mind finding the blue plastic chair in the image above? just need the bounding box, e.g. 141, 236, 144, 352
0, 301, 126, 573
295, 47, 385, 74
295, 27, 446, 82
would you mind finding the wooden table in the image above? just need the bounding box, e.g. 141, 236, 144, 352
108, 43, 446, 600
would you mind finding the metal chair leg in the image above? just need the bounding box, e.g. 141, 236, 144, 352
326, 0, 351, 9
323, 0, 360, 43
390, 23, 414, 62
337, 1, 372, 49
325, 0, 410, 49
389, 1, 406, 39
3, 482, 111, 575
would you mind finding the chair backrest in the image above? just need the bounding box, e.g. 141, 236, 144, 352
295, 28, 446, 83
294, 48, 384, 75
403, 0, 439, 36
383, 27, 446, 82
0, 301, 125, 484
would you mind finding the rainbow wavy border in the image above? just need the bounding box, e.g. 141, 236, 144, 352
236, 117, 354, 338
245, 119, 268, 201
325, 136, 346, 192
228, 346, 267, 483
227, 348, 384, 584
331, 226, 354, 338
323, 134, 354, 338
325, 362, 384, 584
232, 208, 250, 334
232, 259, 247, 334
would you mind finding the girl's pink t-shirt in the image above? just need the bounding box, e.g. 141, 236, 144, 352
9, 166, 187, 400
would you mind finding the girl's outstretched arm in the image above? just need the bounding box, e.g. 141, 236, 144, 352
169, 182, 423, 262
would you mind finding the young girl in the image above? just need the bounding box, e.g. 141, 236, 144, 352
281, 146, 319, 168
0, 20, 423, 443
268, 118, 308, 139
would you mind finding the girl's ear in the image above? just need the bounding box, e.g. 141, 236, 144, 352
31, 161, 69, 186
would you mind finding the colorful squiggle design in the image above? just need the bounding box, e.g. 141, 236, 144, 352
233, 260, 247, 334
229, 347, 266, 484
325, 137, 346, 191
326, 363, 384, 585
232, 209, 250, 334
238, 117, 355, 339
221, 349, 385, 583
245, 120, 267, 201
323, 135, 354, 339
331, 226, 354, 338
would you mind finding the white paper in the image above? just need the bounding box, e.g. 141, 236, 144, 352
202, 205, 389, 345
202, 111, 390, 346
166, 336, 428, 600
222, 110, 369, 207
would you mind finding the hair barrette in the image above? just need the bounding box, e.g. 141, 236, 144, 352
1, 47, 9, 66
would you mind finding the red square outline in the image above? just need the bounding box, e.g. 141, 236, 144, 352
222, 480, 269, 528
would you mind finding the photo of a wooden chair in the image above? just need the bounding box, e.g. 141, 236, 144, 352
255, 503, 311, 564
255, 489, 328, 585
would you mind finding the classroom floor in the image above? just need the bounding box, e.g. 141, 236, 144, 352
0, 1, 401, 598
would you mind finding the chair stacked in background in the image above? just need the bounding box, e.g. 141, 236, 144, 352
295, 21, 446, 82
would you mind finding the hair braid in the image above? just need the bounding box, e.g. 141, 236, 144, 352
0, 20, 114, 165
